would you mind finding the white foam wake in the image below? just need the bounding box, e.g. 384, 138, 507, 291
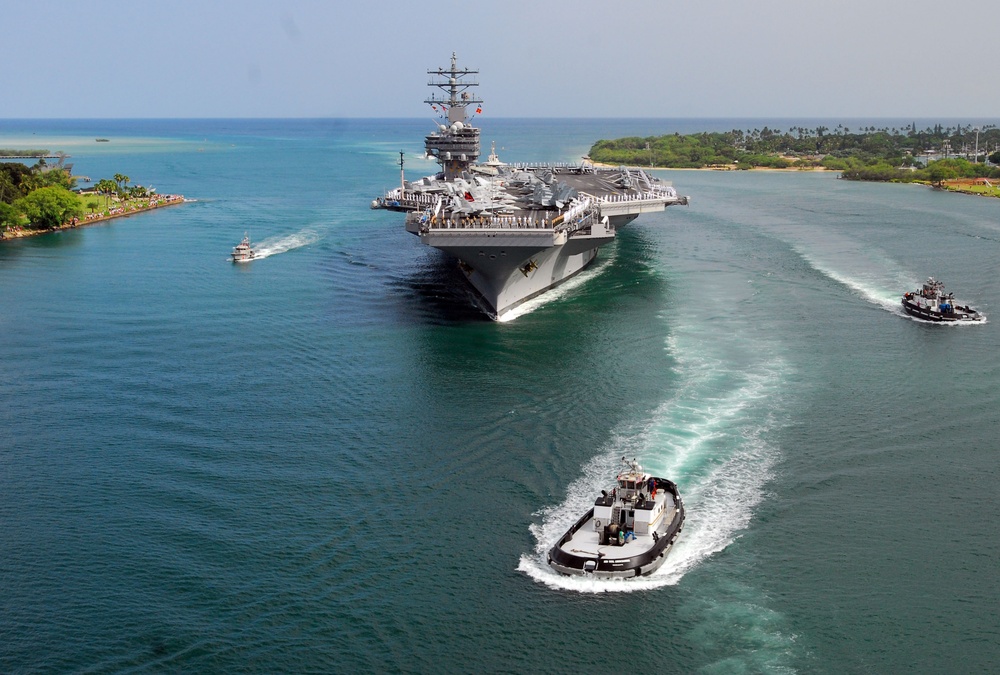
792, 243, 909, 315
795, 247, 988, 325
252, 228, 321, 259
748, 216, 912, 316
518, 346, 787, 593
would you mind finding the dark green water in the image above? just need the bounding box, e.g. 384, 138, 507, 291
2, 120, 998, 673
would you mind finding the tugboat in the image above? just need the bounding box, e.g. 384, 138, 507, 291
547, 457, 684, 579
231, 233, 256, 263
902, 278, 983, 322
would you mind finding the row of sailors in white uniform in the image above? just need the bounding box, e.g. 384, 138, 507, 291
425, 215, 553, 229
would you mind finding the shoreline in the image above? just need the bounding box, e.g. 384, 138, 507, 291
590, 160, 998, 197
592, 162, 998, 192
937, 178, 1000, 199
587, 159, 835, 172
1, 195, 186, 241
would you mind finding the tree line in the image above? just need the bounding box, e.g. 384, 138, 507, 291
1, 161, 153, 233
589, 124, 1000, 176
0, 160, 83, 231
0, 149, 50, 157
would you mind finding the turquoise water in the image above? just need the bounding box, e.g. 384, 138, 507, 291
2, 119, 999, 672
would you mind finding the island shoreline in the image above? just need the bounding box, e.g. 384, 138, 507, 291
1, 195, 186, 241
589, 160, 999, 197
588, 159, 836, 172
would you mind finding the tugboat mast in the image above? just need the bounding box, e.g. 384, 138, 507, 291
424, 52, 484, 178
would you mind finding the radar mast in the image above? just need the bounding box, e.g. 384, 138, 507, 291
423, 52, 483, 178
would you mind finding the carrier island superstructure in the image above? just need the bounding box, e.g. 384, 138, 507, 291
371, 53, 688, 320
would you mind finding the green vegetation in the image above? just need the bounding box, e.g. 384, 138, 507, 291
2, 160, 79, 232
1, 160, 73, 204
589, 124, 1000, 186
1, 160, 82, 233
75, 181, 149, 215
0, 202, 19, 229
16, 186, 84, 230
2, 159, 164, 235
0, 149, 50, 157
839, 157, 1000, 186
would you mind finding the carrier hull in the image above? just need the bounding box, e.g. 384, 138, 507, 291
371, 53, 687, 320
420, 217, 631, 318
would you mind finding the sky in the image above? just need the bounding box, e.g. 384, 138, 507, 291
4, 0, 996, 119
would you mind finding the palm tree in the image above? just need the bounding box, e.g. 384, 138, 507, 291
95, 179, 117, 209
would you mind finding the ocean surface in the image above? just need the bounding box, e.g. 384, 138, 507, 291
2, 118, 999, 673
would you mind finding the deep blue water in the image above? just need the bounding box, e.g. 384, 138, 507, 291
2, 119, 1000, 673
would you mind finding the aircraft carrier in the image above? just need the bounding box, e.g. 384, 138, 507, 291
371, 53, 688, 320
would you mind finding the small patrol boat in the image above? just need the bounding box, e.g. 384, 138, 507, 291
231, 233, 256, 263
547, 457, 684, 579
902, 278, 983, 323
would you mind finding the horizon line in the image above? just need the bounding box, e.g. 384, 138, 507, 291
2, 116, 999, 122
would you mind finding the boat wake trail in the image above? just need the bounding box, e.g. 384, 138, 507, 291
792, 242, 909, 315
753, 217, 910, 316
771, 226, 987, 324
518, 337, 788, 593
252, 228, 322, 259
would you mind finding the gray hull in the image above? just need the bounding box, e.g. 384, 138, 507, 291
390, 187, 681, 320
372, 54, 688, 320
421, 216, 633, 318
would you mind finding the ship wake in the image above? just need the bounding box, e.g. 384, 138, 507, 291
792, 242, 911, 316
795, 246, 988, 325
518, 343, 788, 593
252, 228, 321, 259
752, 217, 913, 317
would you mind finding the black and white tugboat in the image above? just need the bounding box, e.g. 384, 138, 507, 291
548, 458, 684, 579
902, 278, 984, 322
231, 233, 256, 263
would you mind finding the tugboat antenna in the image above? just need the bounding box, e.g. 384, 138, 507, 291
399, 151, 405, 193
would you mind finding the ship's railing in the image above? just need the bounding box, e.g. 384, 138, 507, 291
507, 161, 596, 174
377, 185, 683, 219
371, 189, 441, 211
580, 187, 680, 204
506, 163, 680, 179
407, 198, 602, 235
411, 212, 556, 233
